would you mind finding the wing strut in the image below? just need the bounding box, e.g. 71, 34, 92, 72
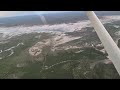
86, 11, 120, 75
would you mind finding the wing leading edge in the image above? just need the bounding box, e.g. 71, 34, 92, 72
86, 11, 120, 75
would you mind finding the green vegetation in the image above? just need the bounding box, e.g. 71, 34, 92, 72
0, 33, 53, 79
1, 20, 120, 79
0, 38, 110, 79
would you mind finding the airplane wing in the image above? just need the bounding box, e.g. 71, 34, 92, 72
86, 11, 120, 75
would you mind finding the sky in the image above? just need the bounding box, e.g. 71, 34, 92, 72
0, 11, 72, 18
